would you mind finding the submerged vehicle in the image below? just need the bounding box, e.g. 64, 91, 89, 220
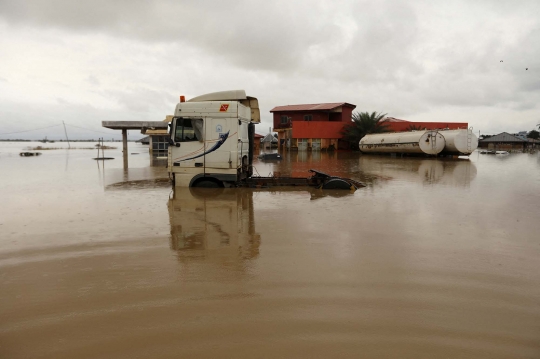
359, 130, 446, 155
438, 129, 478, 156
258, 153, 282, 161
168, 90, 362, 190
360, 129, 478, 156
479, 150, 509, 155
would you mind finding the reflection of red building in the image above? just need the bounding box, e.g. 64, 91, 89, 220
382, 117, 469, 132
271, 102, 356, 150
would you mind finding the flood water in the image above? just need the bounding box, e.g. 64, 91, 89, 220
1, 142, 539, 358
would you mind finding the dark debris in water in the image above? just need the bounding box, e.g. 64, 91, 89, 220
106, 178, 171, 190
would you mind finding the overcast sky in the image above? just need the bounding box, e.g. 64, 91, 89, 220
1, 0, 539, 140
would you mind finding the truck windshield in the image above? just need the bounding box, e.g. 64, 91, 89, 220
174, 118, 203, 142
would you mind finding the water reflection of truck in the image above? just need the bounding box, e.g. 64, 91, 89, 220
168, 188, 261, 259
167, 90, 362, 190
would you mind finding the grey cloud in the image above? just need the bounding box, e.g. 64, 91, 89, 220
86, 75, 100, 86
0, 99, 154, 140
511, 101, 537, 111
1, 0, 539, 135
0, 0, 429, 77
103, 86, 172, 113
520, 78, 540, 93
0, 0, 341, 72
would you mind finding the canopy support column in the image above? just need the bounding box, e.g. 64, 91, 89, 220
122, 129, 128, 169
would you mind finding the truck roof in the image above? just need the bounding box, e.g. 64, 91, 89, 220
188, 90, 247, 102
187, 90, 260, 123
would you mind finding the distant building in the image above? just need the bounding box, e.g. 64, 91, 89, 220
527, 138, 540, 148
271, 102, 356, 150
514, 131, 530, 142
136, 136, 150, 145
261, 133, 278, 151
102, 119, 169, 168
144, 129, 169, 157
140, 115, 173, 157
253, 133, 264, 152
478, 132, 527, 151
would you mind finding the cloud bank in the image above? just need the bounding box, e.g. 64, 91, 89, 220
0, 0, 539, 139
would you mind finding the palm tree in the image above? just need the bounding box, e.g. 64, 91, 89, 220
341, 111, 389, 150
528, 130, 539, 140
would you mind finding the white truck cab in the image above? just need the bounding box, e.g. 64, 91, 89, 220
168, 90, 260, 187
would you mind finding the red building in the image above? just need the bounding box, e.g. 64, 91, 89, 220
382, 117, 469, 132
271, 102, 356, 150
253, 133, 264, 153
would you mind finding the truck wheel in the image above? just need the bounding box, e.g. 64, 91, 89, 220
193, 179, 222, 188
321, 178, 353, 190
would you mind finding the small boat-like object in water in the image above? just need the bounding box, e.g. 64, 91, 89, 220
258, 153, 282, 161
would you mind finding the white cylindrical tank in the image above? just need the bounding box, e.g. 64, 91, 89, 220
439, 129, 478, 155
359, 130, 446, 155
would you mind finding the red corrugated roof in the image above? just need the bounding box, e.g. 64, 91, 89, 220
270, 102, 355, 112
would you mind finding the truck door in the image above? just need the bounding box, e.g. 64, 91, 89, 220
170, 117, 206, 168
204, 118, 232, 169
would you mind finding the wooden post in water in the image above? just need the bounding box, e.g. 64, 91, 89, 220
122, 129, 128, 169
62, 121, 70, 149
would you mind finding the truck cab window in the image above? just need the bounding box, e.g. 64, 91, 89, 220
175, 118, 202, 142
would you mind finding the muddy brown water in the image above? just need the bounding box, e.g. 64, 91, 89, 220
1, 142, 539, 358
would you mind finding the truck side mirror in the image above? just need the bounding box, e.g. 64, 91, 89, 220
175, 143, 180, 147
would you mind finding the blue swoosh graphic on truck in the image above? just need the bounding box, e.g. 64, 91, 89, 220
174, 131, 230, 163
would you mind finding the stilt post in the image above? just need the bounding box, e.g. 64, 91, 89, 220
122, 129, 128, 169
